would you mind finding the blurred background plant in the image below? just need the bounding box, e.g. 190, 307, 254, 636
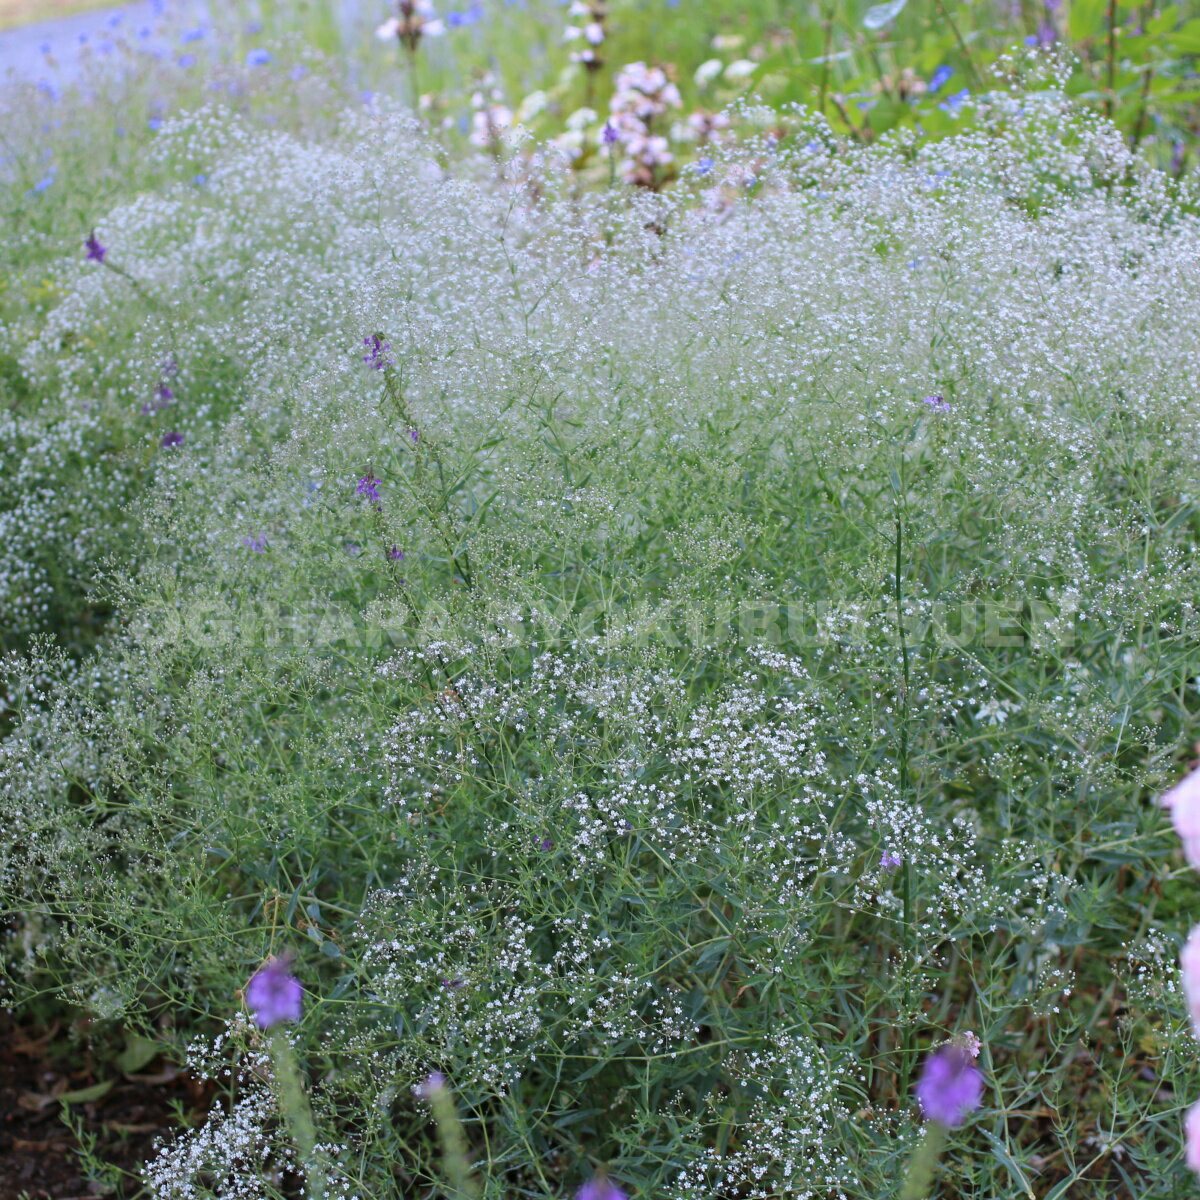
6, 0, 1200, 181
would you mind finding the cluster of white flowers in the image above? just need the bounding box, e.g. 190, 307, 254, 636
665, 1032, 862, 1199
563, 0, 608, 69
468, 88, 513, 151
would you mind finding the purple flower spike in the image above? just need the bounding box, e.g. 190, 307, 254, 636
387, 545, 405, 561
415, 1071, 447, 1099
161, 431, 184, 448
356, 473, 382, 505
577, 1176, 628, 1200
85, 233, 106, 262
923, 393, 951, 413
363, 334, 394, 370
915, 1045, 983, 1127
242, 533, 268, 553
409, 427, 420, 445
246, 957, 302, 1028
539, 837, 553, 851
602, 121, 620, 145
880, 849, 903, 871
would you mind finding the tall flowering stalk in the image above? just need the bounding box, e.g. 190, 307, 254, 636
245, 957, 328, 1200
899, 1040, 984, 1199
376, 1, 444, 110
416, 1072, 479, 1199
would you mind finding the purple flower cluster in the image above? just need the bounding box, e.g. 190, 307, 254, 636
85, 233, 106, 262
161, 431, 184, 448
142, 380, 174, 415
363, 333, 394, 371
242, 533, 268, 553
577, 1177, 627, 1200
246, 957, 302, 1028
923, 393, 951, 413
356, 473, 382, 506
915, 1045, 983, 1127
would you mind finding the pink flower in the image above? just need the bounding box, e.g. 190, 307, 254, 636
1187, 1099, 1200, 1175
1182, 924, 1200, 1039
1161, 767, 1200, 868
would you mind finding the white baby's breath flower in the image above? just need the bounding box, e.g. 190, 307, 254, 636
724, 58, 759, 83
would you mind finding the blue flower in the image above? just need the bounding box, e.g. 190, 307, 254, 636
928, 65, 953, 93
938, 88, 970, 117
356, 473, 382, 505
246, 48, 271, 66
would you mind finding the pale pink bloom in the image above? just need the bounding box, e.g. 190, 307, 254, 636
584, 21, 605, 45
611, 62, 682, 121
469, 105, 512, 149
957, 1030, 982, 1059
1162, 766, 1200, 868
1187, 1100, 1200, 1175
1182, 924, 1200, 1039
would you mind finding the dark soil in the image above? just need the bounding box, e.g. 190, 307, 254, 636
0, 1012, 215, 1199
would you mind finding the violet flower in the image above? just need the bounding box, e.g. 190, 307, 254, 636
246, 957, 302, 1028
363, 333, 394, 370
161, 431, 184, 448
880, 849, 903, 871
242, 533, 268, 553
577, 1176, 627, 1200
387, 545, 405, 561
915, 1044, 983, 1127
415, 1070, 447, 1099
923, 394, 951, 413
356, 473, 382, 505
85, 233, 106, 262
